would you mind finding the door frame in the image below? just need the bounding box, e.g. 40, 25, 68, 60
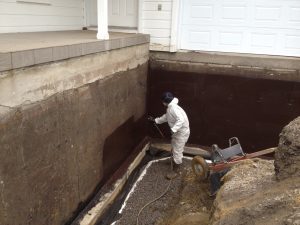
170, 0, 180, 52
137, 0, 143, 33
84, 0, 141, 32
84, 0, 98, 27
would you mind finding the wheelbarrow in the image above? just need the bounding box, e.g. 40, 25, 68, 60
191, 137, 276, 180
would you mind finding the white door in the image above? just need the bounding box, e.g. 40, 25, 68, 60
179, 0, 300, 57
108, 0, 138, 28
85, 0, 98, 26
85, 0, 138, 28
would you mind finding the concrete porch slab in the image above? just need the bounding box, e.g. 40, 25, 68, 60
0, 31, 150, 72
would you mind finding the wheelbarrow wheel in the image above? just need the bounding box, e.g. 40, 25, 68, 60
192, 156, 209, 180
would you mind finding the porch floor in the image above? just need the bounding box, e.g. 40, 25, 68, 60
0, 30, 149, 72
0, 30, 142, 53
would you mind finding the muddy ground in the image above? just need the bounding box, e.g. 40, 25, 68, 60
112, 158, 213, 225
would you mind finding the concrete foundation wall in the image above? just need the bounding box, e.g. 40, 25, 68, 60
148, 51, 300, 152
0, 44, 149, 225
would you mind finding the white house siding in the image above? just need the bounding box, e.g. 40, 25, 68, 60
140, 0, 172, 51
179, 0, 300, 57
0, 0, 84, 33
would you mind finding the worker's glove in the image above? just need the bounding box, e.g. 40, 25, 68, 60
148, 116, 155, 123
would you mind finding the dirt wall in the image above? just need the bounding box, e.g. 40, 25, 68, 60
148, 52, 300, 152
0, 45, 148, 225
275, 116, 300, 180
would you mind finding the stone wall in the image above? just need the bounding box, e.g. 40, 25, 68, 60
0, 44, 149, 225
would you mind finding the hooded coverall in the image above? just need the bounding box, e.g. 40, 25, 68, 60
155, 98, 190, 164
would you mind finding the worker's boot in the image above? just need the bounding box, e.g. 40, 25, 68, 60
174, 163, 182, 174
166, 162, 181, 180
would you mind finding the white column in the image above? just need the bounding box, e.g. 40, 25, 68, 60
97, 0, 109, 40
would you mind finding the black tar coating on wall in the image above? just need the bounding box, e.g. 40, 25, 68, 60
72, 63, 299, 224
102, 115, 147, 185
69, 118, 147, 225
148, 69, 300, 152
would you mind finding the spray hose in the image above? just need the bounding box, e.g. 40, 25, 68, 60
136, 120, 173, 225
136, 159, 173, 225
153, 122, 165, 138
136, 178, 172, 225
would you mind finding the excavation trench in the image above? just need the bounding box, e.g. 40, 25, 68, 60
97, 153, 213, 225
74, 51, 300, 225
1, 47, 300, 225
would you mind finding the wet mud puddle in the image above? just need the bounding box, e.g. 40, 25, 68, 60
111, 157, 213, 225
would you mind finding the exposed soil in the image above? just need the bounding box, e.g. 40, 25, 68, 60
211, 158, 300, 225
275, 116, 300, 180
211, 117, 300, 225
113, 158, 213, 225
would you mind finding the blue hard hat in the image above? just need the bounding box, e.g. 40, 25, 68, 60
161, 92, 174, 103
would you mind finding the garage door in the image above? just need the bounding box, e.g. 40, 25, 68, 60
179, 0, 300, 57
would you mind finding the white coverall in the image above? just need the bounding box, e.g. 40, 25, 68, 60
155, 98, 190, 164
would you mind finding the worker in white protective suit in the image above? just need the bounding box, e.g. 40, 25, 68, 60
152, 92, 190, 179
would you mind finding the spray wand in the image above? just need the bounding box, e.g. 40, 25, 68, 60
148, 116, 165, 138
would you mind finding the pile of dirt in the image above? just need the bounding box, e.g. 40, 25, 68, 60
275, 116, 300, 180
211, 117, 300, 225
113, 158, 213, 225
211, 158, 300, 225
